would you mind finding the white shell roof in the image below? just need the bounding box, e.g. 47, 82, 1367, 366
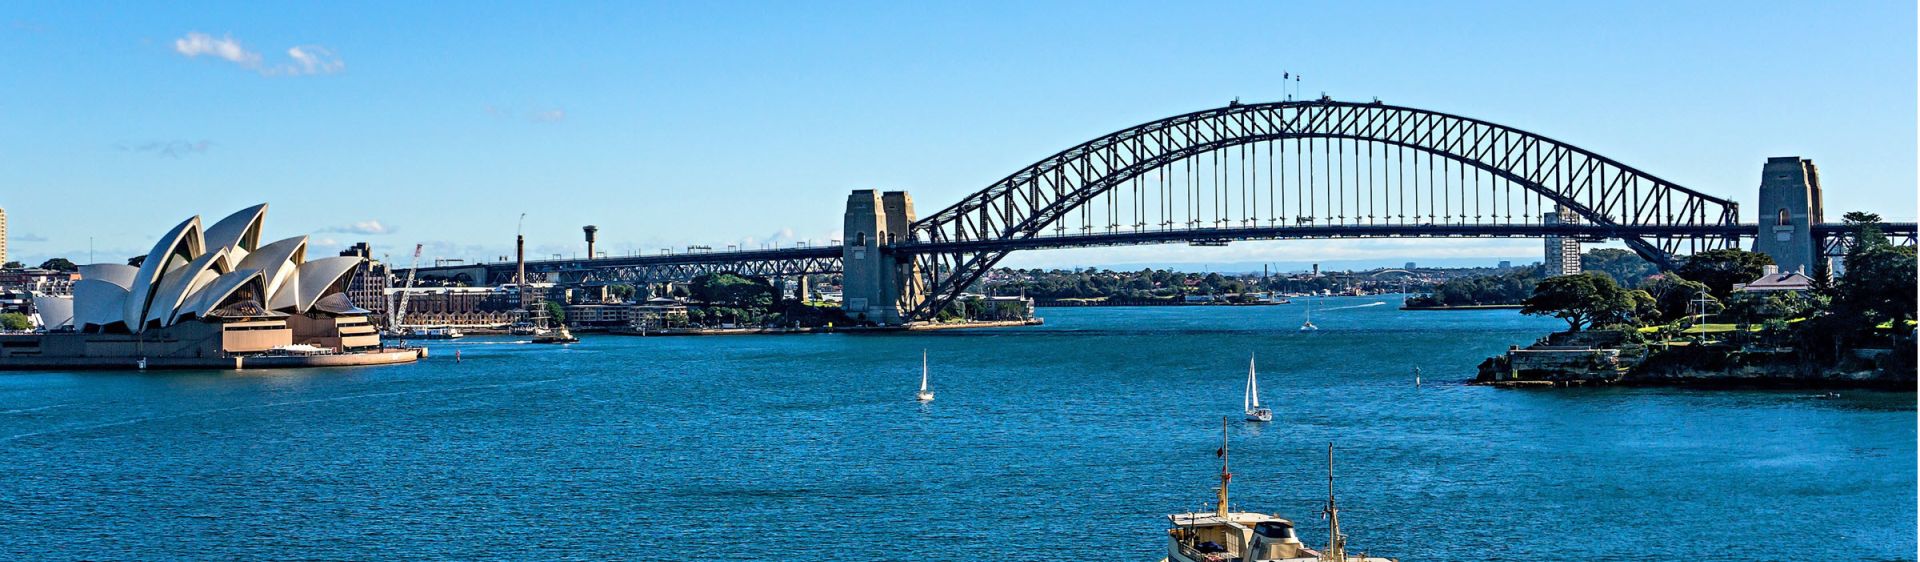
289, 257, 362, 314
77, 264, 139, 289
241, 236, 308, 311
123, 216, 204, 333
176, 268, 264, 322
69, 204, 364, 333
143, 247, 230, 328
204, 204, 268, 255
32, 295, 74, 330
73, 279, 130, 331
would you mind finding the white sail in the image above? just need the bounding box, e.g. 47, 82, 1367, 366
920, 350, 929, 393
1245, 353, 1260, 410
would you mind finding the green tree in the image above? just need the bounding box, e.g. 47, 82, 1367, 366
689, 273, 776, 312
542, 300, 567, 324
1, 261, 22, 270
1582, 248, 1658, 287
37, 258, 77, 272
1641, 276, 1715, 323
1842, 211, 1883, 229
1675, 249, 1774, 299
607, 283, 638, 301
1834, 215, 1917, 333
1724, 291, 1816, 327
1521, 272, 1640, 332
0, 312, 31, 331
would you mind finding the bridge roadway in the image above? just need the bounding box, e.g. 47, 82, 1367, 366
406, 222, 1913, 284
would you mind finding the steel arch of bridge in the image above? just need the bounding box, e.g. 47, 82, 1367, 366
905, 99, 1742, 321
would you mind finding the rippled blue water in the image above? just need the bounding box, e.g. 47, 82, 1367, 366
1, 296, 1913, 560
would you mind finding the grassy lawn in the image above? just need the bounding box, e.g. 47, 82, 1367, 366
1680, 323, 1764, 334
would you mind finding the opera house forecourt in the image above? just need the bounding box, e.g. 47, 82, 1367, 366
0, 204, 424, 370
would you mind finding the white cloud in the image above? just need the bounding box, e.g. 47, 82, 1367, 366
530, 109, 567, 123
285, 45, 344, 75
322, 220, 393, 235
172, 32, 343, 76
173, 32, 260, 67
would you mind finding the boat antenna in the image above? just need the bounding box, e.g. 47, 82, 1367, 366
1322, 442, 1346, 561
1216, 416, 1231, 517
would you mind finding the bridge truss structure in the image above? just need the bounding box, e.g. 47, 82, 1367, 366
401, 98, 1914, 324
904, 99, 1744, 321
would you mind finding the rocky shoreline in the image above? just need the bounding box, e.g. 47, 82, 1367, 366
1474, 329, 1916, 390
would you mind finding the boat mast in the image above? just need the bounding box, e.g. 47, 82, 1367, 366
1216, 417, 1231, 517
1323, 442, 1345, 561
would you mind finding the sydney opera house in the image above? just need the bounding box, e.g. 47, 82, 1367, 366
0, 204, 423, 369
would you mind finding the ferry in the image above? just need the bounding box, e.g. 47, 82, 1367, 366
530, 325, 578, 344
1164, 420, 1394, 562
384, 326, 464, 340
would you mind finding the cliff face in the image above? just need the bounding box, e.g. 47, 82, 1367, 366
1628, 345, 1914, 389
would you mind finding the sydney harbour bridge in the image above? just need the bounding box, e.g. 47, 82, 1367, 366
409, 99, 1917, 325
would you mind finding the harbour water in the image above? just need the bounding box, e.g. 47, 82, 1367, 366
1, 296, 1913, 560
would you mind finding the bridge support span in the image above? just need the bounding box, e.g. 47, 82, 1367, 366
1754, 156, 1825, 275
842, 190, 927, 325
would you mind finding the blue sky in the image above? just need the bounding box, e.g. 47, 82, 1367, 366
2, 1, 1914, 271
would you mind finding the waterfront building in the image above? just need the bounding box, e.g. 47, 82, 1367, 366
0, 204, 419, 369
384, 284, 533, 328
0, 288, 28, 317
339, 242, 391, 326
0, 268, 78, 296
1543, 206, 1582, 276
625, 298, 691, 332
1734, 265, 1814, 294
564, 303, 630, 330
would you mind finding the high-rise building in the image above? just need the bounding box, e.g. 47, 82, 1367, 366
0, 205, 9, 267
1498, 260, 1513, 269
1543, 206, 1582, 276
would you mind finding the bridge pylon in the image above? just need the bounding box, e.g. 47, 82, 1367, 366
841, 190, 927, 325
1754, 156, 1826, 275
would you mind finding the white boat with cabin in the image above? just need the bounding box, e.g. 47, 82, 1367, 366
1163, 420, 1393, 562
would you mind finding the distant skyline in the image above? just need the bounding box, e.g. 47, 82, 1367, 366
3, 1, 1914, 270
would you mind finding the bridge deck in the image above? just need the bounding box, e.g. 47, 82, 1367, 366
403, 222, 1912, 279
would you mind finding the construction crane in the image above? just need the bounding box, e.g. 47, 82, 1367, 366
390, 243, 425, 334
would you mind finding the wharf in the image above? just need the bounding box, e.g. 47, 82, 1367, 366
0, 347, 427, 371
608, 318, 1042, 337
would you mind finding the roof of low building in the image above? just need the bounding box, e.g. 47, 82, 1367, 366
1738, 271, 1814, 292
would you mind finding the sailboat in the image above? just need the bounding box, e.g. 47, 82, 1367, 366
915, 350, 935, 402
1245, 353, 1273, 422
1300, 301, 1319, 331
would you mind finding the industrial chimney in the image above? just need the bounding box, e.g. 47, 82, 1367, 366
515, 233, 528, 308
583, 225, 598, 260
